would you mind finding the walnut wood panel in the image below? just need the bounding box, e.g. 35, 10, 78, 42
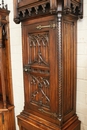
63, 21, 74, 115
62, 17, 78, 123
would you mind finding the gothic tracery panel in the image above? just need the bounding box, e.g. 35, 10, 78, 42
27, 32, 50, 108
30, 76, 50, 108
28, 32, 49, 66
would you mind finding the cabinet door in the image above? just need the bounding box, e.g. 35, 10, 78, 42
23, 19, 58, 121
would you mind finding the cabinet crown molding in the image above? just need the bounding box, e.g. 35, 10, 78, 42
13, 0, 83, 24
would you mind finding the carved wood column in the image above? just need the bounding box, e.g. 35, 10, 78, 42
57, 13, 63, 125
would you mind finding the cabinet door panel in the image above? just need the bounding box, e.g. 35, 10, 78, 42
23, 20, 58, 119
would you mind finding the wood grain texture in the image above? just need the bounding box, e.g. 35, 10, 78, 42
13, 0, 83, 130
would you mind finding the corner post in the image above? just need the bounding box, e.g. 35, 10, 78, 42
57, 0, 63, 126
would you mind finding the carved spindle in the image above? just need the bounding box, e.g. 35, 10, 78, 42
42, 4, 46, 13
22, 10, 26, 17
28, 8, 32, 16
71, 4, 76, 14
35, 6, 39, 14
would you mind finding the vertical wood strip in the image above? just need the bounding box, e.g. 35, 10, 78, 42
57, 13, 63, 123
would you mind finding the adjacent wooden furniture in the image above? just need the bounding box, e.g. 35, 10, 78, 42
13, 0, 83, 130
0, 1, 15, 130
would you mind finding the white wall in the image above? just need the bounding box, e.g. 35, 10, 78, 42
76, 0, 87, 130
7, 1, 24, 130
6, 0, 87, 130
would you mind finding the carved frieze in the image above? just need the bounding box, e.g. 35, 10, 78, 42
18, 2, 50, 21
14, 0, 83, 23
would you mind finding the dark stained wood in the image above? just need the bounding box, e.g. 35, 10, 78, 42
13, 0, 83, 130
0, 7, 16, 130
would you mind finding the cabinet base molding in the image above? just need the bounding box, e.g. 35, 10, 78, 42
17, 112, 80, 130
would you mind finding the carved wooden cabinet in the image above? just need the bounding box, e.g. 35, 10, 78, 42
0, 2, 15, 130
13, 0, 83, 130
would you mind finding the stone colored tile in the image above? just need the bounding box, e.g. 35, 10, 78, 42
78, 113, 87, 126
77, 43, 86, 55
86, 94, 87, 104
84, 0, 87, 4
77, 30, 87, 43
11, 45, 22, 54
77, 17, 87, 30
77, 68, 85, 79
77, 79, 87, 93
77, 92, 86, 104
77, 55, 87, 67
84, 68, 87, 80
84, 4, 87, 17
76, 103, 87, 115
81, 124, 87, 130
